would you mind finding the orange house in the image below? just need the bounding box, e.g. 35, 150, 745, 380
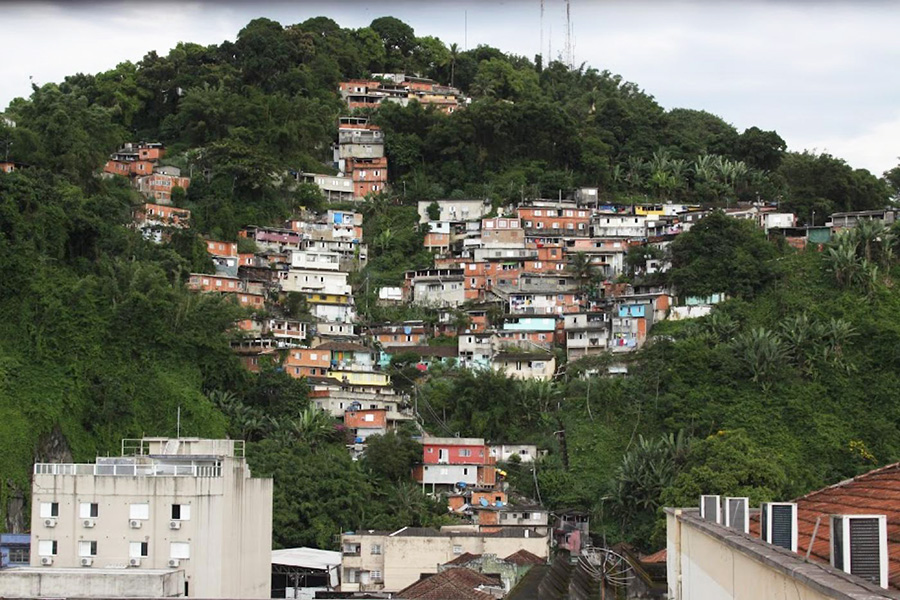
129, 160, 154, 176
206, 240, 239, 257
346, 156, 388, 197
284, 347, 332, 378
517, 206, 591, 236
343, 408, 387, 429
132, 203, 191, 226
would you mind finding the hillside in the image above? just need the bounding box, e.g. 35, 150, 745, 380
1, 15, 899, 552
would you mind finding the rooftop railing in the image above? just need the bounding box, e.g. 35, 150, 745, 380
34, 460, 223, 478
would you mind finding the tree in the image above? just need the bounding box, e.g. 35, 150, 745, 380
669, 210, 779, 299
735, 126, 786, 172
361, 431, 422, 482
426, 201, 441, 221
370, 17, 416, 70
567, 251, 599, 297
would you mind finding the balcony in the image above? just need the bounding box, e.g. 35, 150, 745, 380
34, 460, 223, 478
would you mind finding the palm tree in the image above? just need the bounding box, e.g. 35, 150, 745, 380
289, 407, 337, 448
448, 43, 459, 88
732, 327, 785, 383
567, 252, 599, 300
374, 228, 394, 253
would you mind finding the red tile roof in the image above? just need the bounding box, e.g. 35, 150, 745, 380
444, 552, 482, 566
640, 547, 668, 564
395, 568, 499, 600
650, 463, 900, 588
504, 549, 546, 566
788, 462, 900, 590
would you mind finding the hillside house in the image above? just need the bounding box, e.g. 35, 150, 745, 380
340, 527, 547, 593
413, 437, 497, 493
564, 312, 611, 360
491, 352, 556, 381
417, 199, 490, 224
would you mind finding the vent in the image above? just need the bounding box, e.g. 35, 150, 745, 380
83, 519, 95, 528
169, 520, 182, 530
168, 559, 180, 567
724, 497, 749, 533
831, 515, 887, 588
129, 558, 141, 567
40, 557, 53, 566
700, 495, 721, 523
43, 518, 57, 528
761, 502, 797, 552
80, 557, 93, 567
129, 519, 142, 529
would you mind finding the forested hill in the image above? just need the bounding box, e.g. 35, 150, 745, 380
1, 15, 899, 549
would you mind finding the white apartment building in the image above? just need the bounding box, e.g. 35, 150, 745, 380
30, 437, 272, 599
280, 268, 352, 296
591, 214, 647, 238
341, 527, 549, 593
417, 199, 490, 224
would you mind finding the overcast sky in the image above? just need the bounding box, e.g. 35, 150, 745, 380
1, 0, 898, 175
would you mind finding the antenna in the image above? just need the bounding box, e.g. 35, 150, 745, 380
540, 0, 544, 64
176, 406, 181, 438
565, 0, 573, 68
465, 10, 468, 51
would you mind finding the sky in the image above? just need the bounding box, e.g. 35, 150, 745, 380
1, 0, 898, 175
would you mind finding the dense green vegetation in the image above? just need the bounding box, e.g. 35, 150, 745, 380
2, 14, 899, 552
415, 220, 900, 550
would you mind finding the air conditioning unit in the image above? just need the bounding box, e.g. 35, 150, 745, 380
831, 514, 888, 588
168, 559, 180, 567
724, 497, 750, 533
761, 502, 798, 552
129, 519, 142, 529
699, 495, 721, 523
81, 557, 93, 567
40, 557, 53, 566
83, 519, 96, 528
44, 518, 57, 528
169, 520, 182, 530
129, 558, 141, 567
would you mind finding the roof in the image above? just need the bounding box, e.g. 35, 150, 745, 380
383, 344, 458, 357
395, 568, 498, 600
650, 462, 900, 588
271, 547, 341, 570
640, 547, 668, 564
315, 341, 372, 352
494, 352, 554, 361
789, 462, 900, 590
444, 552, 482, 566
505, 549, 546, 566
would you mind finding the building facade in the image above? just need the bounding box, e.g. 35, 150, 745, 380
30, 437, 272, 598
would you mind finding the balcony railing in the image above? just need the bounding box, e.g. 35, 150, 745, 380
34, 461, 223, 478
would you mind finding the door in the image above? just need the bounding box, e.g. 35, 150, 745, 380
438, 448, 449, 464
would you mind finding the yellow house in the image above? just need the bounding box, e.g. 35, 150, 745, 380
327, 370, 391, 387
305, 293, 350, 305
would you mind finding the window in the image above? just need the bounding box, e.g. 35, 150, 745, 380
534, 210, 542, 217
129, 503, 150, 520
170, 542, 191, 560
78, 541, 98, 557
463, 468, 469, 475
79, 502, 99, 518
460, 449, 472, 457
371, 570, 382, 581
171, 504, 191, 521
370, 544, 382, 555
453, 545, 463, 555
40, 502, 59, 518
38, 540, 57, 556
